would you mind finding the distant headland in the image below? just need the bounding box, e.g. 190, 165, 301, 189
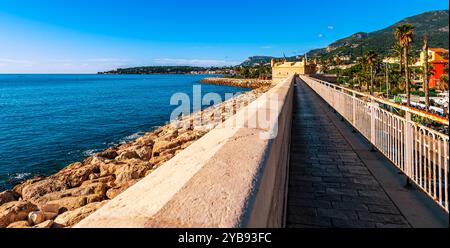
98, 66, 230, 75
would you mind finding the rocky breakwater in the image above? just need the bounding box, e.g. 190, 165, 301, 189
200, 77, 273, 89
0, 85, 271, 228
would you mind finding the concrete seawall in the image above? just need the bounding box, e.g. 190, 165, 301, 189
75, 76, 295, 228
200, 77, 273, 89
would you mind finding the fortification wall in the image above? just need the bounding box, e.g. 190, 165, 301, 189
200, 77, 273, 88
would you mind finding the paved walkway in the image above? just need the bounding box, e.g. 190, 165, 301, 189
286, 78, 448, 228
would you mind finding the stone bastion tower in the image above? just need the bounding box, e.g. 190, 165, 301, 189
271, 56, 317, 82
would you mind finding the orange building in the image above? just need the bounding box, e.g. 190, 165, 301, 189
420, 48, 449, 89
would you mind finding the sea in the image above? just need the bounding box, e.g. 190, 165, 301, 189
0, 74, 249, 190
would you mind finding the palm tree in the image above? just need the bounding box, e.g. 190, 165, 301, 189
354, 57, 366, 89
423, 33, 430, 112
391, 42, 403, 73
395, 24, 416, 106
366, 51, 378, 96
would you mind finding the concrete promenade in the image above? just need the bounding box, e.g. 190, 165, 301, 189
287, 78, 449, 228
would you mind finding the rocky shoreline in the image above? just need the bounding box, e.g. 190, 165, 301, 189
200, 77, 273, 88
0, 83, 271, 228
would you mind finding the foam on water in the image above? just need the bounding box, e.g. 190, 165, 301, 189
11, 172, 31, 181
119, 131, 145, 144
83, 149, 101, 157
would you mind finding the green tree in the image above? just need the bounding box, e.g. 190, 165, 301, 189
395, 24, 415, 106
365, 51, 378, 95
439, 63, 449, 91
391, 42, 403, 74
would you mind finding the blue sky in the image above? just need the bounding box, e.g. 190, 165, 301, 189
0, 0, 448, 73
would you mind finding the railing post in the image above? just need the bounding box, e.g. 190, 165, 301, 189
404, 111, 413, 185
352, 92, 356, 126
370, 100, 376, 150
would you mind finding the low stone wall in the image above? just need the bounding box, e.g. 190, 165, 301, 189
200, 77, 273, 89
75, 76, 294, 227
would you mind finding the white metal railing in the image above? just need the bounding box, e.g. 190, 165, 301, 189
300, 75, 450, 213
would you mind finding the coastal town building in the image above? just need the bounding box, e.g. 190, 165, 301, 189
420, 47, 449, 88
271, 57, 317, 81
383, 57, 401, 64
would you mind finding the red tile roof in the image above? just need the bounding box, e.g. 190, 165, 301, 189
429, 48, 449, 53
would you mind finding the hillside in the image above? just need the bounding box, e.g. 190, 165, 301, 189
240, 56, 275, 66
241, 10, 449, 66
308, 10, 449, 59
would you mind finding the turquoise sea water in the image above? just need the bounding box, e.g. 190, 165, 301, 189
0, 74, 248, 190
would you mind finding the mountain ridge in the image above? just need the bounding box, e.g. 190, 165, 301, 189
241, 10, 449, 66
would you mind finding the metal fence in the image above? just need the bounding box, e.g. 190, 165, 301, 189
300, 75, 450, 213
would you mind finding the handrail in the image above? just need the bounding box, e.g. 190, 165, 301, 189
309, 77, 449, 125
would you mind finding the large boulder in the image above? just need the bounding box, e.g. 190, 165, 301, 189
0, 190, 20, 206
160, 129, 178, 140
47, 196, 88, 213
27, 210, 58, 226
21, 178, 68, 203
159, 146, 181, 158
152, 140, 180, 157
28, 211, 46, 225
7, 220, 30, 228
40, 203, 60, 214
114, 161, 152, 186
55, 162, 83, 174
97, 148, 118, 159
0, 201, 38, 228
135, 134, 157, 146
35, 182, 108, 207
54, 201, 108, 227
32, 220, 54, 228
12, 176, 45, 196
135, 146, 153, 160
116, 150, 140, 161
97, 160, 128, 177
175, 132, 200, 144
81, 175, 115, 188
54, 162, 99, 188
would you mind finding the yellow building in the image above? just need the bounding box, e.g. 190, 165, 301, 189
420, 48, 449, 65
271, 58, 317, 81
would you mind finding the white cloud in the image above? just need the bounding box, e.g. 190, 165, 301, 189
328, 25, 334, 30
153, 58, 240, 67
318, 33, 324, 38
86, 58, 129, 62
